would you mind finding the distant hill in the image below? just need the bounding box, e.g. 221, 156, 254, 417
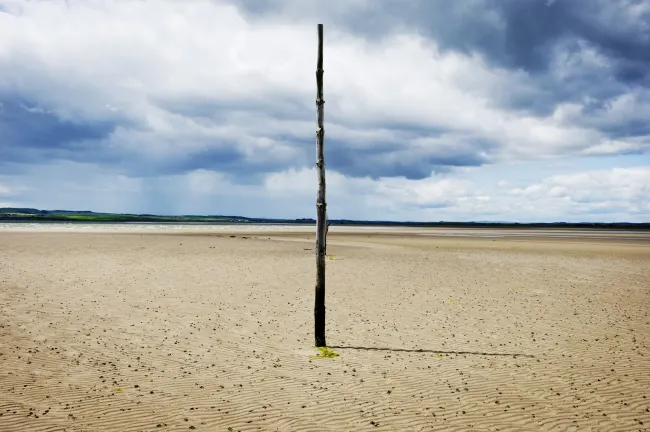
1, 207, 648, 230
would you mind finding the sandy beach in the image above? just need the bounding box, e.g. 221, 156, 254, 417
1, 226, 649, 431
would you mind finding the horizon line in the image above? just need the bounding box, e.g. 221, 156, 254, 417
0, 207, 648, 226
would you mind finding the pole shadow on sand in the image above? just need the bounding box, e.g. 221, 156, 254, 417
329, 346, 535, 358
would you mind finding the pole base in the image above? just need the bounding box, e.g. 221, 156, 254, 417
315, 336, 327, 348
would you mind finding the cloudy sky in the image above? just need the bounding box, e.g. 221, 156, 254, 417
1, 0, 649, 222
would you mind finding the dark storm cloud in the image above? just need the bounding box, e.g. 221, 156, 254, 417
0, 96, 117, 165
566, 91, 650, 140
234, 0, 650, 116
0, 92, 297, 178
0, 92, 306, 180
156, 146, 246, 176
326, 135, 493, 180
233, 0, 650, 80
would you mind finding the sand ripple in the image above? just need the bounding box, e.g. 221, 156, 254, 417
1, 230, 649, 431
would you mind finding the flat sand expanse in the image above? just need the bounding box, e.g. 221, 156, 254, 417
1, 227, 649, 431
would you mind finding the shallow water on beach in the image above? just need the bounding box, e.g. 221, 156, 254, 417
0, 222, 313, 232
1, 222, 648, 242
419, 232, 650, 241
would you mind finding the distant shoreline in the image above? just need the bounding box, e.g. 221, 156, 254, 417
1, 219, 648, 230
1, 207, 648, 230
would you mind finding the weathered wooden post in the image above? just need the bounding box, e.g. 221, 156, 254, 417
314, 23, 327, 347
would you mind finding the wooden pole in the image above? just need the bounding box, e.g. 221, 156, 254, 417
314, 23, 327, 348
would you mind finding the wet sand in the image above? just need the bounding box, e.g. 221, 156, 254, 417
1, 226, 649, 431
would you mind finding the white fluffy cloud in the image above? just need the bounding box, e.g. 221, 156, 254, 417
508, 167, 650, 218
